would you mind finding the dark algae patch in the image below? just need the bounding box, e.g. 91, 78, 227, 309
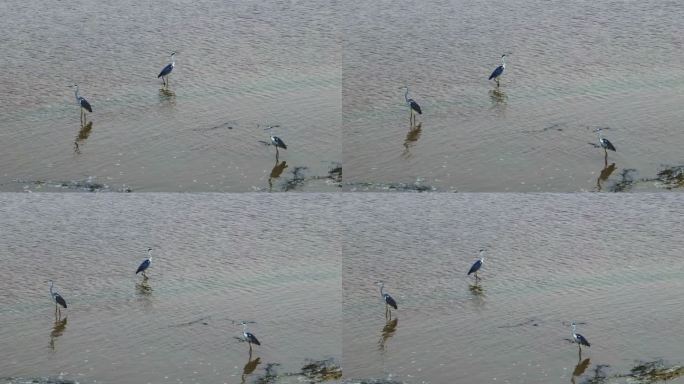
579, 360, 684, 383
250, 359, 342, 383
300, 359, 343, 381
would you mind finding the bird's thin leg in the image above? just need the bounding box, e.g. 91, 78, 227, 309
604, 151, 608, 167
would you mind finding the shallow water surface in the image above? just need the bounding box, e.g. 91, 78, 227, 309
0, 194, 341, 383
343, 0, 684, 192
342, 194, 684, 383
0, 0, 340, 192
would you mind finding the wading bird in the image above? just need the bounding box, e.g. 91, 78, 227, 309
376, 281, 397, 318
241, 322, 261, 353
158, 52, 176, 87
48, 280, 67, 318
271, 135, 287, 153
400, 86, 422, 125
135, 248, 153, 278
596, 128, 616, 157
489, 54, 507, 87
262, 125, 287, 158
571, 321, 591, 350
72, 85, 92, 123
467, 249, 485, 281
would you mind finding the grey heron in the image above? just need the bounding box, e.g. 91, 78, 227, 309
72, 85, 92, 123
400, 86, 422, 125
467, 249, 485, 281
135, 248, 153, 278
48, 280, 67, 318
158, 52, 176, 87
489, 54, 507, 87
376, 281, 397, 318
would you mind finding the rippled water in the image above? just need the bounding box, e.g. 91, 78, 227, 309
0, 0, 340, 192
0, 194, 341, 383
342, 194, 684, 383
343, 0, 684, 192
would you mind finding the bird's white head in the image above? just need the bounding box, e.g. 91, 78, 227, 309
479, 249, 485, 260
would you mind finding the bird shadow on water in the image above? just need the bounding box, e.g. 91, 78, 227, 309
378, 317, 398, 353
73, 121, 93, 154
401, 123, 422, 159
48, 317, 67, 351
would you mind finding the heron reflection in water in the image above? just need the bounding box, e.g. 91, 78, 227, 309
268, 158, 288, 192
136, 278, 153, 295
73, 121, 93, 154
378, 317, 398, 352
241, 355, 261, 384
159, 87, 176, 102
48, 317, 68, 351
571, 355, 591, 384
489, 88, 507, 104
595, 162, 616, 192
402, 122, 422, 158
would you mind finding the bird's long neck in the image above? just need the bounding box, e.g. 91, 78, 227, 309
49, 281, 54, 295
242, 323, 247, 333
379, 283, 385, 297
74, 87, 79, 101
501, 56, 506, 68
404, 88, 409, 102
171, 54, 175, 67
597, 131, 603, 141
572, 324, 577, 335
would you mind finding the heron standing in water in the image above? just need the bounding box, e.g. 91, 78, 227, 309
48, 280, 67, 318
241, 322, 261, 354
158, 51, 176, 87
488, 54, 507, 87
72, 85, 92, 123
400, 86, 422, 125
595, 128, 616, 160
467, 249, 485, 281
571, 321, 591, 350
135, 248, 153, 278
376, 281, 397, 318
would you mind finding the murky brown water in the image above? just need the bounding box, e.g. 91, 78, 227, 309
0, 0, 340, 192
342, 194, 684, 383
343, 0, 684, 192
0, 194, 341, 383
